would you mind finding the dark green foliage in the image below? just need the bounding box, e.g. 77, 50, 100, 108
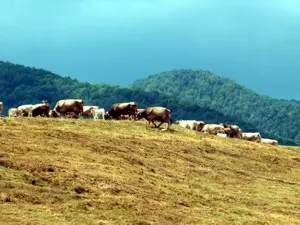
131, 69, 300, 145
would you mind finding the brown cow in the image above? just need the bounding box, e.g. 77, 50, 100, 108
82, 106, 99, 117
222, 124, 242, 138
106, 102, 137, 120
137, 106, 172, 130
29, 100, 50, 117
53, 99, 84, 118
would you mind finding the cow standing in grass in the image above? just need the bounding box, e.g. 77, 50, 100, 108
242, 132, 262, 143
17, 104, 33, 117
82, 106, 99, 118
176, 120, 205, 132
261, 138, 278, 145
91, 108, 105, 120
137, 107, 172, 130
53, 99, 84, 118
8, 108, 17, 117
28, 100, 50, 117
202, 124, 225, 135
106, 102, 137, 120
222, 124, 242, 138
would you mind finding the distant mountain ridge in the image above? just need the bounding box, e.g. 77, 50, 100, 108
0, 61, 298, 145
131, 69, 300, 145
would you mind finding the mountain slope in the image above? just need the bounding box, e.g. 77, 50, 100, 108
131, 69, 300, 145
1, 118, 300, 224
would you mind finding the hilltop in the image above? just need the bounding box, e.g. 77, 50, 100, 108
1, 118, 300, 224
131, 69, 300, 145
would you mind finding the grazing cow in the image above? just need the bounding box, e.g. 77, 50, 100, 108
176, 120, 197, 130
261, 138, 278, 145
202, 124, 225, 135
28, 101, 50, 117
137, 106, 172, 130
175, 120, 205, 132
8, 108, 17, 117
176, 120, 196, 131
222, 124, 242, 138
82, 106, 99, 117
242, 132, 262, 143
91, 108, 105, 120
17, 104, 33, 117
0, 102, 3, 116
106, 102, 137, 120
53, 99, 84, 118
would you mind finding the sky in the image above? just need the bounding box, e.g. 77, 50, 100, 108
1, 0, 300, 99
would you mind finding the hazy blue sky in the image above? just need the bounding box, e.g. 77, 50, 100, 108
1, 0, 300, 99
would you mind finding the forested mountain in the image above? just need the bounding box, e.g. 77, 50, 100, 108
0, 61, 298, 145
131, 69, 300, 145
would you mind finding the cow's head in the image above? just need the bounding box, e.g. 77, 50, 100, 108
104, 112, 111, 120
136, 110, 146, 120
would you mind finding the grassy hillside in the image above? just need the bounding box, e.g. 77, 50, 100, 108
131, 69, 300, 145
1, 118, 300, 224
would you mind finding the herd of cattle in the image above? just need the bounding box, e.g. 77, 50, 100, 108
0, 99, 278, 145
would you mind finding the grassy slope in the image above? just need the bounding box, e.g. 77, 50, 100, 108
1, 118, 300, 225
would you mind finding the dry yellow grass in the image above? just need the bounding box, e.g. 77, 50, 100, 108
1, 117, 300, 225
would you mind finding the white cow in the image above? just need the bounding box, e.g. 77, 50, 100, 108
17, 104, 33, 117
91, 108, 105, 120
176, 120, 198, 130
202, 124, 225, 135
242, 132, 262, 143
8, 108, 17, 117
261, 138, 278, 145
176, 120, 205, 132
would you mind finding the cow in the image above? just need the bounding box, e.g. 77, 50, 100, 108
91, 108, 105, 120
175, 120, 205, 132
137, 106, 172, 130
16, 104, 33, 117
261, 138, 278, 145
242, 132, 262, 143
82, 106, 99, 117
222, 124, 242, 138
0, 102, 3, 116
106, 102, 137, 120
8, 108, 17, 117
53, 99, 84, 118
28, 101, 50, 117
202, 124, 225, 135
